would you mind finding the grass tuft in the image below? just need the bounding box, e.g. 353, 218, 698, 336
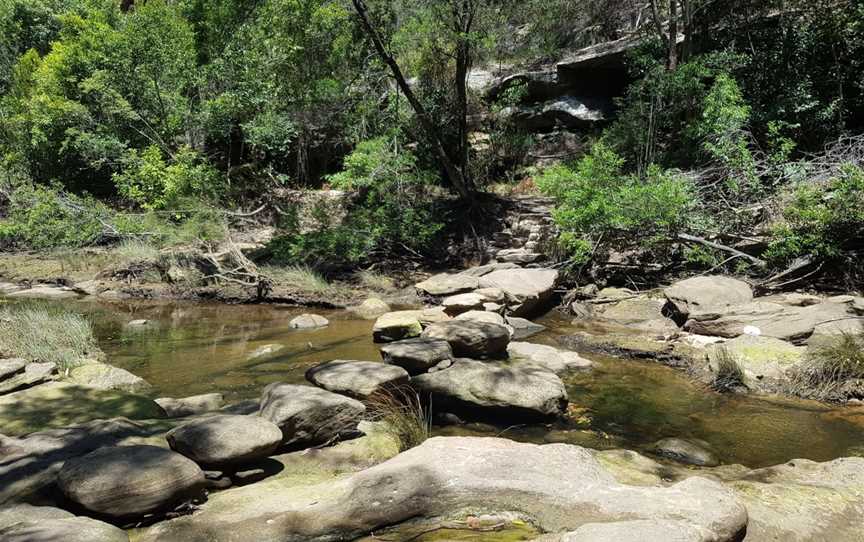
788, 332, 864, 401
0, 303, 97, 373
711, 346, 746, 392
364, 386, 431, 452
356, 270, 396, 292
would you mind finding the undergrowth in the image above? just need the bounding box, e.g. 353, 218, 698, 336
0, 303, 97, 373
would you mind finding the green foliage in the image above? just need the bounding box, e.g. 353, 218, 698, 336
270, 137, 444, 269
0, 302, 97, 372
0, 182, 107, 249
537, 142, 695, 263
765, 164, 864, 263
113, 146, 222, 210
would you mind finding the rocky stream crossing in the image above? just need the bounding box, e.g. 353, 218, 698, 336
1, 264, 864, 541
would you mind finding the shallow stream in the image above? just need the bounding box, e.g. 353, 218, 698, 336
33, 299, 864, 468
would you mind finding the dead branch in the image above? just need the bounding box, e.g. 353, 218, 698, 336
677, 233, 766, 267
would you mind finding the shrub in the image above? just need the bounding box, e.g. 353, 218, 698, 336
765, 164, 864, 264
0, 303, 97, 373
536, 142, 696, 264
270, 137, 444, 269
113, 145, 223, 211
788, 332, 864, 401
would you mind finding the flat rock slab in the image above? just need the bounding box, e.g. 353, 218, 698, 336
58, 445, 206, 520
0, 358, 26, 381
421, 320, 510, 358
453, 310, 507, 326
479, 268, 559, 317
167, 414, 282, 467
306, 360, 409, 398
496, 248, 543, 264
664, 276, 753, 319
156, 393, 224, 418
289, 314, 329, 329
442, 293, 487, 315
0, 362, 55, 395
136, 437, 746, 542
258, 383, 366, 447
379, 338, 453, 375
415, 273, 479, 296
507, 342, 593, 374
706, 335, 805, 391
68, 361, 151, 394
546, 519, 708, 542
412, 359, 568, 420
0, 382, 165, 436
6, 286, 80, 300
0, 514, 129, 542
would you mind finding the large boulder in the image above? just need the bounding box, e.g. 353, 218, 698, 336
479, 268, 559, 316
166, 415, 282, 467
412, 359, 568, 419
372, 308, 449, 343
664, 276, 753, 320
415, 273, 479, 297
686, 300, 857, 343
289, 313, 329, 329
379, 338, 453, 375
705, 335, 805, 391
305, 360, 409, 398
507, 342, 593, 374
156, 393, 224, 418
68, 361, 151, 394
421, 320, 510, 358
258, 383, 365, 447
135, 437, 747, 542
57, 445, 206, 519
349, 298, 391, 320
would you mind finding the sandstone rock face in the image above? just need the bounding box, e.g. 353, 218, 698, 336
289, 313, 329, 329
664, 276, 753, 320
0, 515, 129, 542
507, 341, 593, 374
167, 415, 282, 467
258, 383, 365, 447
547, 519, 708, 542
306, 360, 409, 398
706, 335, 805, 391
379, 338, 453, 375
686, 300, 857, 343
349, 298, 391, 320
68, 361, 151, 394
136, 437, 747, 542
479, 268, 559, 316
156, 393, 224, 418
57, 445, 205, 519
415, 273, 479, 296
649, 438, 719, 467
421, 320, 510, 358
372, 308, 450, 343
412, 359, 568, 419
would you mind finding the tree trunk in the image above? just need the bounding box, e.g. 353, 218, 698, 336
350, 0, 472, 200
453, 0, 475, 192
667, 0, 679, 71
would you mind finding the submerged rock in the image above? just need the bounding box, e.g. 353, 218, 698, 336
379, 337, 453, 375
57, 445, 206, 520
135, 437, 746, 542
412, 359, 568, 419
421, 320, 510, 358
258, 383, 365, 447
649, 438, 720, 467
289, 313, 329, 329
156, 393, 224, 418
306, 360, 409, 398
664, 276, 753, 320
167, 415, 282, 468
247, 344, 285, 360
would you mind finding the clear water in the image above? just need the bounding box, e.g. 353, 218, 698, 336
25, 298, 864, 468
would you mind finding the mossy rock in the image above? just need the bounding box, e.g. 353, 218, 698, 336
0, 382, 166, 436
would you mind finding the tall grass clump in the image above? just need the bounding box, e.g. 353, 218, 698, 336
0, 303, 97, 373
788, 332, 864, 401
711, 347, 746, 392
364, 386, 431, 452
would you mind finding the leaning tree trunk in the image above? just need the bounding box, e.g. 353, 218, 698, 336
350, 0, 472, 200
